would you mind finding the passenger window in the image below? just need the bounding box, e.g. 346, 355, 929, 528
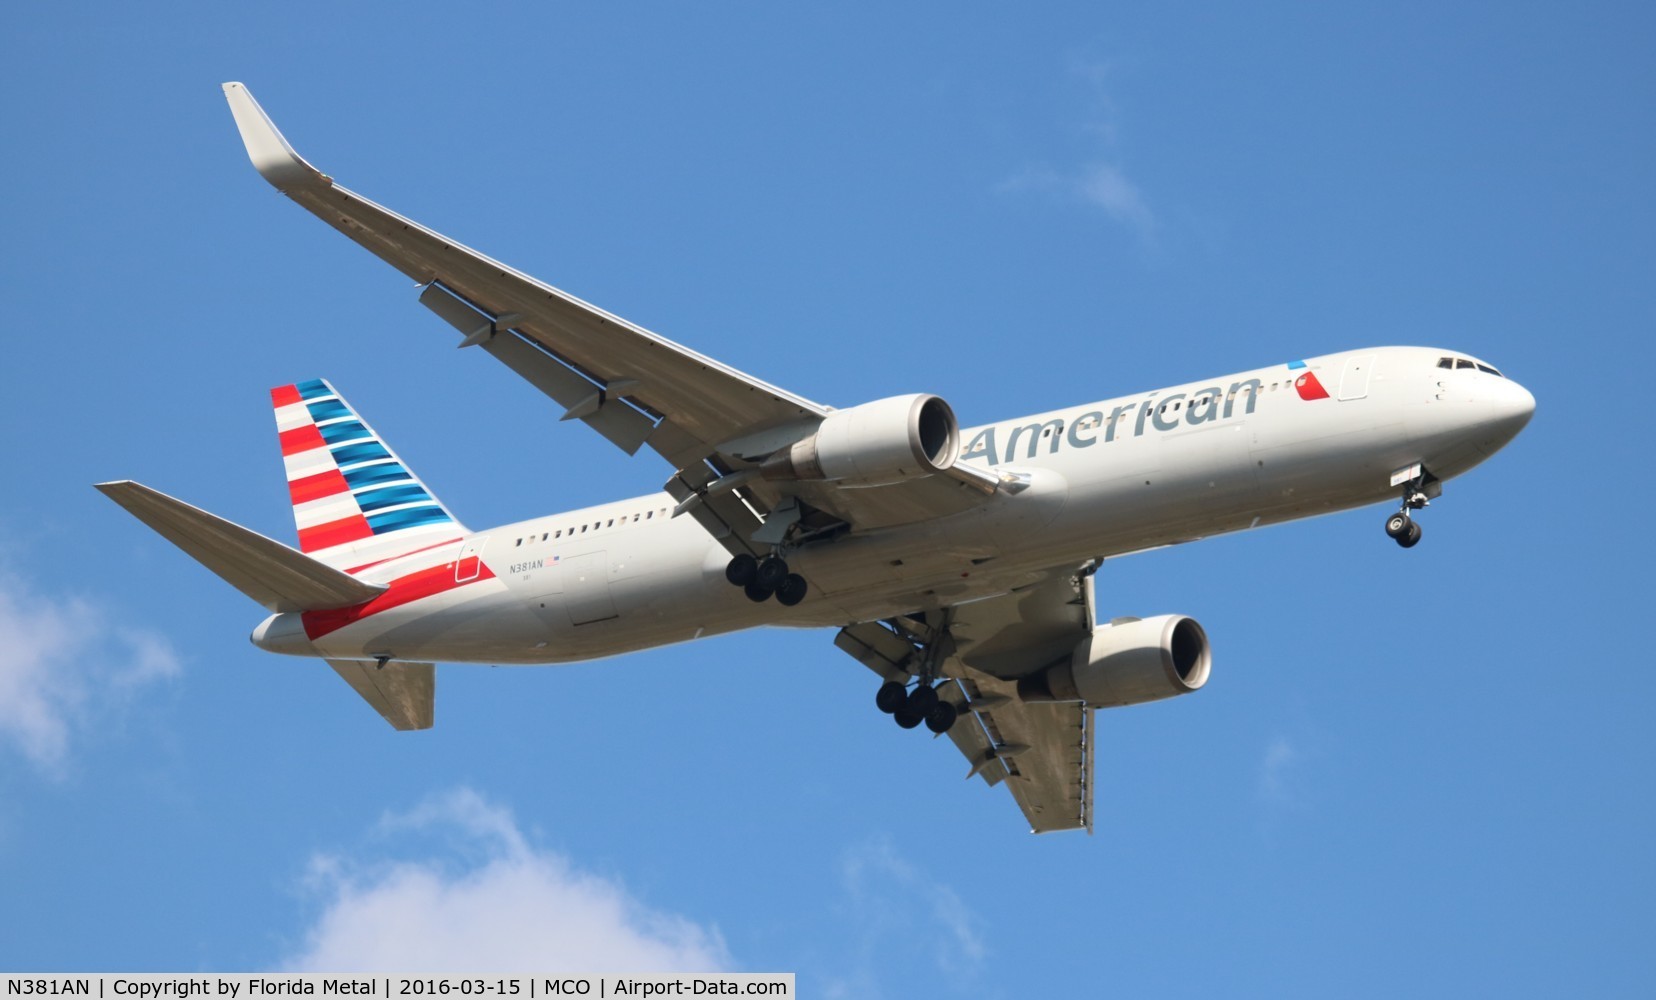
515, 538, 522, 547
646, 511, 653, 520
607, 519, 614, 527
554, 530, 561, 538
580, 525, 587, 533
541, 533, 548, 541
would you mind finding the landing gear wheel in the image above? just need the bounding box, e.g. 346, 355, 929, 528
755, 555, 790, 590
924, 701, 958, 734
875, 681, 907, 714
743, 580, 774, 602
1399, 521, 1423, 548
893, 708, 924, 730
775, 573, 808, 607
1385, 513, 1411, 539
906, 683, 939, 717
725, 553, 757, 586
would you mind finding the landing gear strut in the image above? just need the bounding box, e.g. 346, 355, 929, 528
1384, 475, 1433, 549
725, 552, 808, 605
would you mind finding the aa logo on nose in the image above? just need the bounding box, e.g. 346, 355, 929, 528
1295, 371, 1330, 400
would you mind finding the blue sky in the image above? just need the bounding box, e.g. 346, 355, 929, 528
2, 2, 1652, 994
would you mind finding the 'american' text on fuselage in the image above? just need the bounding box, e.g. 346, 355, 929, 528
962, 379, 1264, 467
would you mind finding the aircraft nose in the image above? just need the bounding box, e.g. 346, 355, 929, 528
1475, 376, 1536, 454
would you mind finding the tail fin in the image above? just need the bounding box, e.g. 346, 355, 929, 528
272, 379, 466, 571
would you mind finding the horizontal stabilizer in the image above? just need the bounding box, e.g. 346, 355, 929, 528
325, 658, 434, 731
96, 480, 386, 613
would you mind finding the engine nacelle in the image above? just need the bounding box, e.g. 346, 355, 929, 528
761, 393, 960, 487
1018, 615, 1211, 708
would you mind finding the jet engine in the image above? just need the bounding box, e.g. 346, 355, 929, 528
761, 393, 960, 487
1018, 615, 1211, 708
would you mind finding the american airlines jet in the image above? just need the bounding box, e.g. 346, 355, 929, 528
99, 84, 1535, 832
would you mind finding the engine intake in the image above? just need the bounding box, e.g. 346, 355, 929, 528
761, 393, 960, 487
1018, 615, 1211, 708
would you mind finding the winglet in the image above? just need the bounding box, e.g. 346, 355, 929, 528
222, 82, 330, 190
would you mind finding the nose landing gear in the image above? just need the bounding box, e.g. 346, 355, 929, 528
724, 551, 808, 605
1385, 510, 1423, 548
1383, 470, 1437, 548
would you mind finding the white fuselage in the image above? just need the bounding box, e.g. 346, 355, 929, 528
251, 346, 1535, 665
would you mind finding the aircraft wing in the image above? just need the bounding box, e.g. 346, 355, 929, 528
837, 565, 1098, 833
223, 83, 999, 546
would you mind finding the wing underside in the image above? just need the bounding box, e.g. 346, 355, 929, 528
222, 82, 1001, 546
836, 565, 1100, 833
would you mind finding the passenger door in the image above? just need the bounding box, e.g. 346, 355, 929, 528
562, 550, 618, 625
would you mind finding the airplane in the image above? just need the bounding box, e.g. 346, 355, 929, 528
98, 83, 1535, 833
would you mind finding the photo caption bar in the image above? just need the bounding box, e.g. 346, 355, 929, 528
2, 976, 792, 1000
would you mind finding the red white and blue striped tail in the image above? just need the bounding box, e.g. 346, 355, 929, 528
271, 379, 465, 571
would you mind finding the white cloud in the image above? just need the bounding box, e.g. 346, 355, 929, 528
997, 56, 1158, 242
1001, 163, 1156, 238
0, 570, 181, 775
1077, 163, 1155, 232
1258, 734, 1302, 807
822, 837, 986, 999
279, 788, 731, 972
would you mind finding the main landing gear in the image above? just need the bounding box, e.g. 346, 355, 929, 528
875, 679, 959, 734
724, 552, 808, 606
1384, 475, 1435, 549
861, 611, 961, 735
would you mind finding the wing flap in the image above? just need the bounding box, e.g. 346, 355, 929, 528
324, 658, 434, 731
96, 480, 386, 613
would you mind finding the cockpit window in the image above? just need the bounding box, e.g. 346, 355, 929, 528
1438, 355, 1504, 377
